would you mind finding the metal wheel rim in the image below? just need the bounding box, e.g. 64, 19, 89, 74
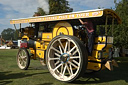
47, 37, 82, 81
17, 50, 27, 69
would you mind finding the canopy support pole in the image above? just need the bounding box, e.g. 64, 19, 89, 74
112, 18, 114, 36
105, 16, 108, 35
14, 24, 18, 34
14, 24, 17, 30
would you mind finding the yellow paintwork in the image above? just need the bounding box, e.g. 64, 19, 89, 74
35, 41, 45, 59
30, 49, 36, 59
32, 41, 50, 59
87, 36, 113, 71
36, 49, 45, 59
42, 33, 52, 41
94, 44, 106, 50
87, 62, 102, 71
53, 21, 73, 37
21, 35, 29, 40
10, 9, 121, 25
95, 36, 106, 43
10, 9, 103, 24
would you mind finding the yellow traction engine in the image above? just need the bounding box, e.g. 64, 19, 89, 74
10, 9, 121, 82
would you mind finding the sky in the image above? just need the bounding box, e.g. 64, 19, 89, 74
0, 0, 121, 34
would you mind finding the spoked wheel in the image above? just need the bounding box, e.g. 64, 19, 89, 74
17, 48, 30, 70
46, 35, 88, 82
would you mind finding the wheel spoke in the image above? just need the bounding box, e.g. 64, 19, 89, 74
66, 63, 71, 75
72, 60, 79, 66
53, 63, 62, 72
21, 56, 26, 59
20, 58, 24, 62
22, 50, 26, 56
72, 50, 78, 55
68, 61, 78, 68
51, 46, 61, 54
62, 65, 67, 77
22, 61, 25, 66
55, 53, 60, 57
20, 56, 24, 61
59, 45, 63, 54
49, 57, 60, 61
22, 51, 24, 56
22, 57, 27, 62
61, 64, 64, 73
18, 57, 22, 63
70, 64, 73, 75
23, 60, 26, 65
70, 56, 80, 59
68, 40, 70, 51
21, 61, 24, 66
64, 41, 68, 53
19, 54, 22, 57
18, 55, 22, 60
55, 60, 60, 66
19, 59, 22, 64
58, 39, 64, 51
68, 46, 76, 54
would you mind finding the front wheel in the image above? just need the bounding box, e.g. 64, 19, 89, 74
46, 35, 88, 82
17, 48, 30, 70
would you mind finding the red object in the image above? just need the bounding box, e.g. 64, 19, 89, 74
20, 43, 28, 48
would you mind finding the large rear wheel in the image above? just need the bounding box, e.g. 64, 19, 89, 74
17, 48, 30, 70
46, 35, 88, 82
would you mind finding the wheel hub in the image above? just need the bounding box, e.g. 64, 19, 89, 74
60, 53, 70, 63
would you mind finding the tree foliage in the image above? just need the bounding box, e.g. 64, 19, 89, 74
49, 0, 73, 14
1, 28, 18, 40
34, 0, 73, 16
34, 7, 46, 16
114, 0, 128, 48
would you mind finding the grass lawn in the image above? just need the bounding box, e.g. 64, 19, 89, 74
0, 49, 128, 85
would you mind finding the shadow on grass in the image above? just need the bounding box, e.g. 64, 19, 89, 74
0, 71, 49, 85
29, 66, 47, 70
74, 62, 128, 84
0, 80, 12, 85
37, 83, 53, 85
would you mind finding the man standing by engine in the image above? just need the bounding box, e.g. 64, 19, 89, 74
79, 19, 95, 56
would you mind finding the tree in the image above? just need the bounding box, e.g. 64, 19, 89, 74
1, 28, 15, 40
34, 0, 73, 16
34, 7, 46, 16
49, 0, 73, 14
14, 29, 19, 40
114, 0, 128, 48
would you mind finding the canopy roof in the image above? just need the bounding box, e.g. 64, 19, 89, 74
10, 9, 121, 24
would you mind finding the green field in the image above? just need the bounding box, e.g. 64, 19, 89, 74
0, 49, 128, 85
